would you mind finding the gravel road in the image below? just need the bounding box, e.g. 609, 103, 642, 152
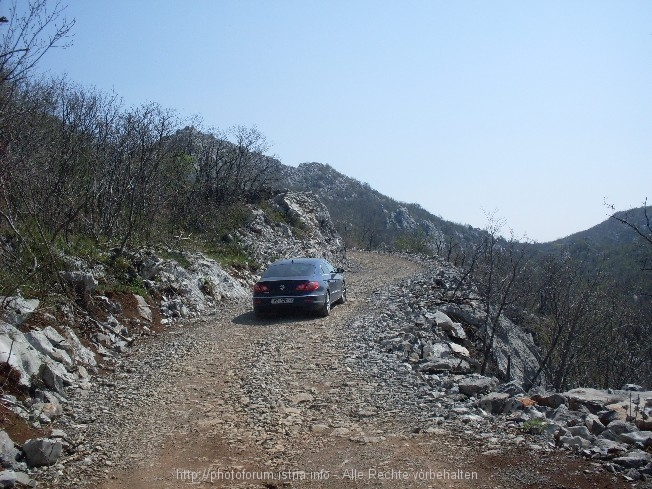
38, 251, 634, 488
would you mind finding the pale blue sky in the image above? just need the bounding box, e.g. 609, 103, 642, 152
24, 0, 652, 242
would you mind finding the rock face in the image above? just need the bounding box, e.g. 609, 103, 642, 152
236, 191, 345, 267
139, 251, 251, 320
0, 320, 92, 389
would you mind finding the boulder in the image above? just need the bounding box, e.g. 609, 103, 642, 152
565, 387, 652, 416
0, 432, 18, 469
606, 420, 637, 435
478, 392, 510, 414
0, 323, 44, 387
0, 470, 36, 488
604, 402, 630, 422
594, 438, 629, 455
418, 358, 472, 374
532, 392, 567, 409
566, 425, 593, 441
458, 376, 498, 397
41, 364, 66, 394
559, 435, 592, 450
550, 404, 577, 425
0, 296, 40, 326
41, 327, 73, 354
433, 311, 466, 340
598, 409, 620, 426
63, 327, 96, 367
133, 294, 152, 322
422, 342, 451, 361
619, 431, 652, 447
584, 413, 606, 435
448, 342, 469, 357
612, 449, 651, 469
59, 271, 98, 295
22, 438, 62, 467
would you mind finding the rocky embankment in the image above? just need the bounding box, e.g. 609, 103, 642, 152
364, 253, 652, 484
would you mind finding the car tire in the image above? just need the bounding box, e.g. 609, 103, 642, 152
335, 282, 346, 305
320, 291, 331, 317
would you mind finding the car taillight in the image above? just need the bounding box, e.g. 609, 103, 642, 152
253, 283, 269, 293
296, 281, 320, 292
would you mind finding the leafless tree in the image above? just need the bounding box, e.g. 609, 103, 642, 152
607, 198, 652, 248
0, 0, 74, 85
474, 218, 532, 375
523, 255, 603, 390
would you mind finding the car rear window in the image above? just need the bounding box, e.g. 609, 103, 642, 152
262, 263, 315, 278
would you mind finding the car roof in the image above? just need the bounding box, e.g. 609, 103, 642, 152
271, 257, 326, 266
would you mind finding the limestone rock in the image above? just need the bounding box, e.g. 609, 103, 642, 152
22, 438, 62, 467
133, 294, 152, 322
531, 392, 567, 409
41, 364, 67, 394
0, 432, 18, 469
613, 449, 651, 469
0, 322, 44, 387
59, 271, 98, 294
619, 431, 652, 447
0, 470, 36, 488
458, 376, 498, 398
433, 311, 467, 340
0, 296, 40, 327
560, 435, 592, 450
25, 330, 73, 367
478, 392, 510, 414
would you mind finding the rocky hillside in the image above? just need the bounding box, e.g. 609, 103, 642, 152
281, 162, 485, 255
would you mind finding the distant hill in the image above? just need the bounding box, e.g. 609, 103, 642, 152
279, 162, 485, 257
278, 161, 650, 300
535, 206, 651, 298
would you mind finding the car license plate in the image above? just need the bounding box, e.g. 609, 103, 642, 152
271, 298, 294, 304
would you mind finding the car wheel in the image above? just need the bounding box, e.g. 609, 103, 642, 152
335, 282, 346, 305
320, 291, 331, 317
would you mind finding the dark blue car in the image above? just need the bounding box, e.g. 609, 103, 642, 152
252, 257, 346, 318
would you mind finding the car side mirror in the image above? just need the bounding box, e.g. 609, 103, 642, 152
336, 268, 345, 273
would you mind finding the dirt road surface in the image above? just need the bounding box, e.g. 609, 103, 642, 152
45, 251, 632, 488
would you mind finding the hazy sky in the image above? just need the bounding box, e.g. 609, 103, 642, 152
26, 0, 652, 242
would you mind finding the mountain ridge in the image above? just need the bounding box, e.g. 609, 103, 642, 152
280, 160, 649, 251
